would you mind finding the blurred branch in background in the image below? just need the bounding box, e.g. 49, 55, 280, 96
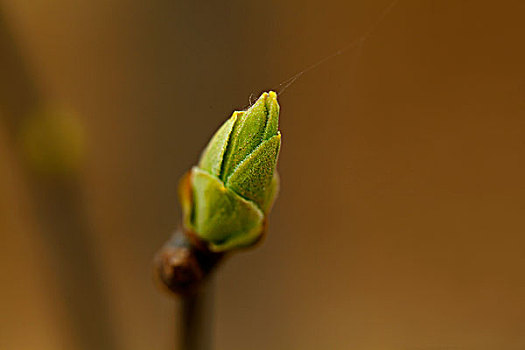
0, 9, 116, 350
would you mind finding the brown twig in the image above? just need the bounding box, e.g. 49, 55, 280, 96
154, 228, 224, 350
179, 278, 215, 350
154, 228, 224, 296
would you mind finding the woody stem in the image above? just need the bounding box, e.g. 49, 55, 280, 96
179, 279, 215, 350
155, 229, 224, 350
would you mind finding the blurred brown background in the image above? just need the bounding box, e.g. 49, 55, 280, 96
1, 0, 525, 349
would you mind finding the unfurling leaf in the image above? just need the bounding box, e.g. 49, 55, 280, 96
180, 91, 282, 252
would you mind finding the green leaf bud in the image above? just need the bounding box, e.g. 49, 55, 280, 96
181, 92, 281, 252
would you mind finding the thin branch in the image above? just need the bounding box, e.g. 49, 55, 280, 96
155, 229, 223, 350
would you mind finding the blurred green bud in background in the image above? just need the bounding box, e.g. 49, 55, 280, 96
19, 109, 85, 176
180, 91, 281, 252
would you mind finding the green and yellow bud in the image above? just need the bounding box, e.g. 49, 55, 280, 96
180, 92, 281, 252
